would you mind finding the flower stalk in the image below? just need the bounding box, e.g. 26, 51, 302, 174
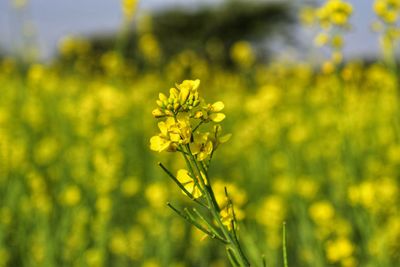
150, 79, 250, 266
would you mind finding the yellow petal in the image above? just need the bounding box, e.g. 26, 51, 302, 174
204, 141, 213, 154
180, 87, 190, 104
179, 79, 200, 91
211, 101, 224, 112
177, 169, 199, 197
152, 108, 164, 118
192, 79, 200, 90
191, 186, 202, 198
177, 169, 192, 184
159, 93, 167, 101
170, 133, 181, 142
158, 121, 168, 136
170, 88, 179, 99
209, 113, 225, 122
194, 111, 203, 119
199, 171, 208, 185
165, 117, 176, 127
190, 142, 201, 155
197, 152, 207, 161
150, 136, 170, 152
178, 170, 194, 188
156, 100, 163, 107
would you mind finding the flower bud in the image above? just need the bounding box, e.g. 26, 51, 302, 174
159, 93, 167, 102
174, 102, 180, 111
180, 87, 190, 105
152, 108, 165, 118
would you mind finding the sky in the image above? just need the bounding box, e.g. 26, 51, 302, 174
0, 0, 381, 60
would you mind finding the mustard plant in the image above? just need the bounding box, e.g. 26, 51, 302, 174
302, 0, 353, 72
150, 79, 251, 266
373, 0, 400, 68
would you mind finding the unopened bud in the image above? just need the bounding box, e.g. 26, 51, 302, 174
194, 111, 203, 119
156, 100, 163, 108
152, 108, 165, 118
174, 102, 180, 111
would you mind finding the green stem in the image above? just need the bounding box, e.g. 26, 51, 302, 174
192, 208, 226, 242
183, 144, 250, 266
192, 121, 204, 133
186, 145, 221, 212
167, 203, 227, 243
179, 145, 209, 201
159, 162, 208, 209
283, 222, 288, 267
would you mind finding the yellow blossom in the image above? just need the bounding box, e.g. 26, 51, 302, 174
326, 238, 354, 263
150, 115, 191, 152
220, 205, 235, 231
176, 169, 205, 198
190, 132, 213, 161
195, 101, 226, 123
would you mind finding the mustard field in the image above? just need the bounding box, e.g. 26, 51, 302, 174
1, 0, 400, 266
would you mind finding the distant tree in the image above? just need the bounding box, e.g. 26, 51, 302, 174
56, 0, 295, 67
150, 0, 294, 59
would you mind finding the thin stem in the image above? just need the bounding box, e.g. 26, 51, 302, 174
179, 145, 209, 202
186, 144, 221, 212
192, 121, 204, 133
176, 148, 190, 155
184, 208, 228, 244
184, 145, 250, 266
192, 208, 227, 243
167, 203, 226, 243
227, 247, 241, 267
225, 187, 250, 266
159, 162, 208, 209
283, 222, 288, 267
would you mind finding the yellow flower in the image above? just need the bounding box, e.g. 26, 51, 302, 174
326, 238, 354, 263
314, 33, 329, 47
316, 0, 352, 28
220, 205, 235, 231
230, 41, 255, 68
299, 7, 316, 25
153, 80, 201, 117
176, 169, 205, 198
309, 201, 335, 225
195, 101, 226, 123
150, 115, 191, 152
208, 101, 226, 122
60, 185, 81, 206
374, 0, 400, 24
190, 132, 213, 161
176, 79, 201, 111
331, 35, 344, 48
150, 118, 174, 152
122, 0, 138, 21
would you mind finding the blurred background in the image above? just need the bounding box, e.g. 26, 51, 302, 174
0, 0, 380, 61
1, 0, 400, 267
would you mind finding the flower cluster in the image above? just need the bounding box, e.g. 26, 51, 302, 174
374, 0, 400, 24
302, 0, 353, 72
373, 0, 400, 63
152, 79, 201, 118
316, 0, 353, 28
150, 79, 230, 157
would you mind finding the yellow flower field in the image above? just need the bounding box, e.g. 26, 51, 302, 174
0, 0, 400, 266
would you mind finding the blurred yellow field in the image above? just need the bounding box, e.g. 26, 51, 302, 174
0, 0, 400, 266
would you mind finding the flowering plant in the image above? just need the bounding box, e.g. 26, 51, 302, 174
150, 79, 251, 266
